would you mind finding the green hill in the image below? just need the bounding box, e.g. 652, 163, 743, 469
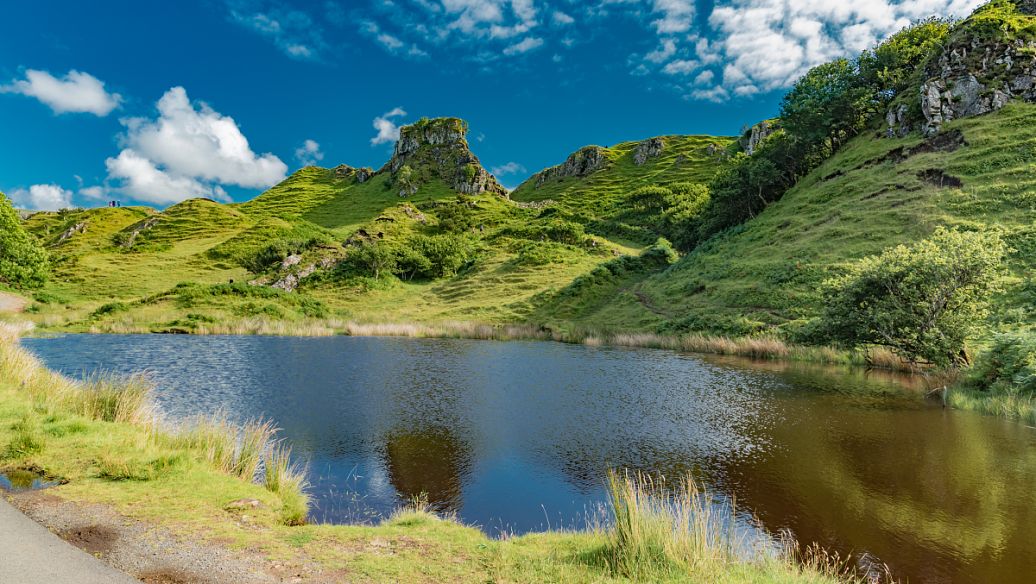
551, 102, 1036, 336
18, 117, 730, 332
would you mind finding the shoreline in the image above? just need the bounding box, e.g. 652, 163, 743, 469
0, 322, 871, 583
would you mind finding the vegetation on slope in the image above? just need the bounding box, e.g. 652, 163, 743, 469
0, 193, 48, 288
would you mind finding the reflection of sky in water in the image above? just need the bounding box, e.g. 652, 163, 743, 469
22, 334, 1036, 584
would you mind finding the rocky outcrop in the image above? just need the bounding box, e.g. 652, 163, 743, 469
381, 118, 506, 197
119, 217, 158, 248
333, 165, 375, 183
532, 146, 610, 187
740, 120, 776, 155
57, 222, 87, 243
633, 137, 665, 165
917, 4, 1036, 135
885, 104, 912, 138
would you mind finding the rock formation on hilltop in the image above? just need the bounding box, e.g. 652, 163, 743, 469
885, 0, 1036, 136
531, 145, 611, 187
633, 137, 665, 165
333, 164, 375, 183
739, 120, 776, 155
381, 118, 507, 197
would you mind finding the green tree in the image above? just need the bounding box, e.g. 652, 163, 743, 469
396, 165, 417, 197
859, 18, 953, 103
0, 193, 48, 288
816, 228, 1005, 367
345, 242, 398, 279
780, 58, 874, 154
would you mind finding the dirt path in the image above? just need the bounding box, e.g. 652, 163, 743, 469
0, 496, 139, 584
0, 292, 27, 314
7, 491, 294, 584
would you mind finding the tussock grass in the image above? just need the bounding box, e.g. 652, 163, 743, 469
263, 441, 310, 526
948, 389, 1036, 426
602, 470, 885, 583
0, 332, 310, 523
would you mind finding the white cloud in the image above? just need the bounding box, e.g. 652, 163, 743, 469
1, 69, 121, 116
371, 107, 408, 146
503, 36, 544, 55
229, 4, 328, 60
9, 184, 74, 211
364, 0, 545, 61
105, 86, 287, 205
552, 10, 574, 25
491, 161, 526, 176
663, 59, 699, 75
295, 139, 324, 166
627, 0, 985, 102
79, 185, 107, 200
652, 0, 695, 34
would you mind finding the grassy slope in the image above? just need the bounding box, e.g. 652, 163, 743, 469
22, 134, 730, 332
571, 102, 1036, 337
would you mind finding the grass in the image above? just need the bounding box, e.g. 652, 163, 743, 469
0, 324, 872, 583
580, 102, 1036, 338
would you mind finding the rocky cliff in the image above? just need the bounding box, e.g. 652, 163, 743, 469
892, 0, 1036, 135
380, 118, 507, 197
530, 145, 611, 187
739, 120, 777, 155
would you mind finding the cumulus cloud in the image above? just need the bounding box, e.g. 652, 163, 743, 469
295, 139, 324, 166
630, 0, 984, 101
105, 86, 287, 205
8, 184, 74, 211
491, 161, 526, 176
371, 107, 408, 146
1, 69, 122, 116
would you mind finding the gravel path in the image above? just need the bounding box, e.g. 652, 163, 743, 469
0, 496, 139, 584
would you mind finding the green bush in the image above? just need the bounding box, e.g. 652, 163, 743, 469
815, 228, 1006, 367
0, 193, 49, 288
968, 332, 1036, 394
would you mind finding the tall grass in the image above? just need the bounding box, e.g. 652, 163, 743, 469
263, 441, 310, 526
602, 470, 887, 583
0, 331, 310, 524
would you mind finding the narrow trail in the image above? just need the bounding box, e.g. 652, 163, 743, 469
633, 289, 669, 317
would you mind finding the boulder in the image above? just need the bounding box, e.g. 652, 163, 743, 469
633, 137, 665, 165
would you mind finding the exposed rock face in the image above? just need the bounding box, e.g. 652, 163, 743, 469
381, 118, 506, 197
633, 137, 665, 165
57, 222, 87, 243
532, 146, 610, 186
885, 104, 911, 138
740, 120, 776, 155
119, 217, 159, 248
919, 25, 1036, 135
333, 165, 376, 183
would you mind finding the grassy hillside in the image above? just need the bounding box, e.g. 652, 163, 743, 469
19, 125, 727, 333
511, 135, 733, 243
559, 102, 1036, 337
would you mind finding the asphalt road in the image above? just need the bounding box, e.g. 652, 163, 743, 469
0, 497, 139, 584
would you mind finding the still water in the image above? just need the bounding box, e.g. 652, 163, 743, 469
22, 334, 1036, 583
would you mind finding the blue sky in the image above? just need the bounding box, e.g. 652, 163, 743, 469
1, 0, 983, 209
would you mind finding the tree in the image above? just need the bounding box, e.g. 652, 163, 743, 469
345, 242, 397, 279
859, 18, 953, 104
0, 193, 48, 288
815, 228, 1005, 367
780, 59, 874, 155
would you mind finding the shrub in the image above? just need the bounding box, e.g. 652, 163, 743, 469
0, 192, 49, 288
815, 228, 1005, 367
968, 332, 1036, 394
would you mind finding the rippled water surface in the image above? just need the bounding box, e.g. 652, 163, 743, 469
22, 334, 1036, 584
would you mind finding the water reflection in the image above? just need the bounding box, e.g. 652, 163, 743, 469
21, 334, 1036, 584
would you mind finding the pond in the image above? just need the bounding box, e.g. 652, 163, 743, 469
22, 334, 1036, 584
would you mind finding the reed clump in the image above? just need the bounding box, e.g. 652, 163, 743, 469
0, 332, 310, 524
